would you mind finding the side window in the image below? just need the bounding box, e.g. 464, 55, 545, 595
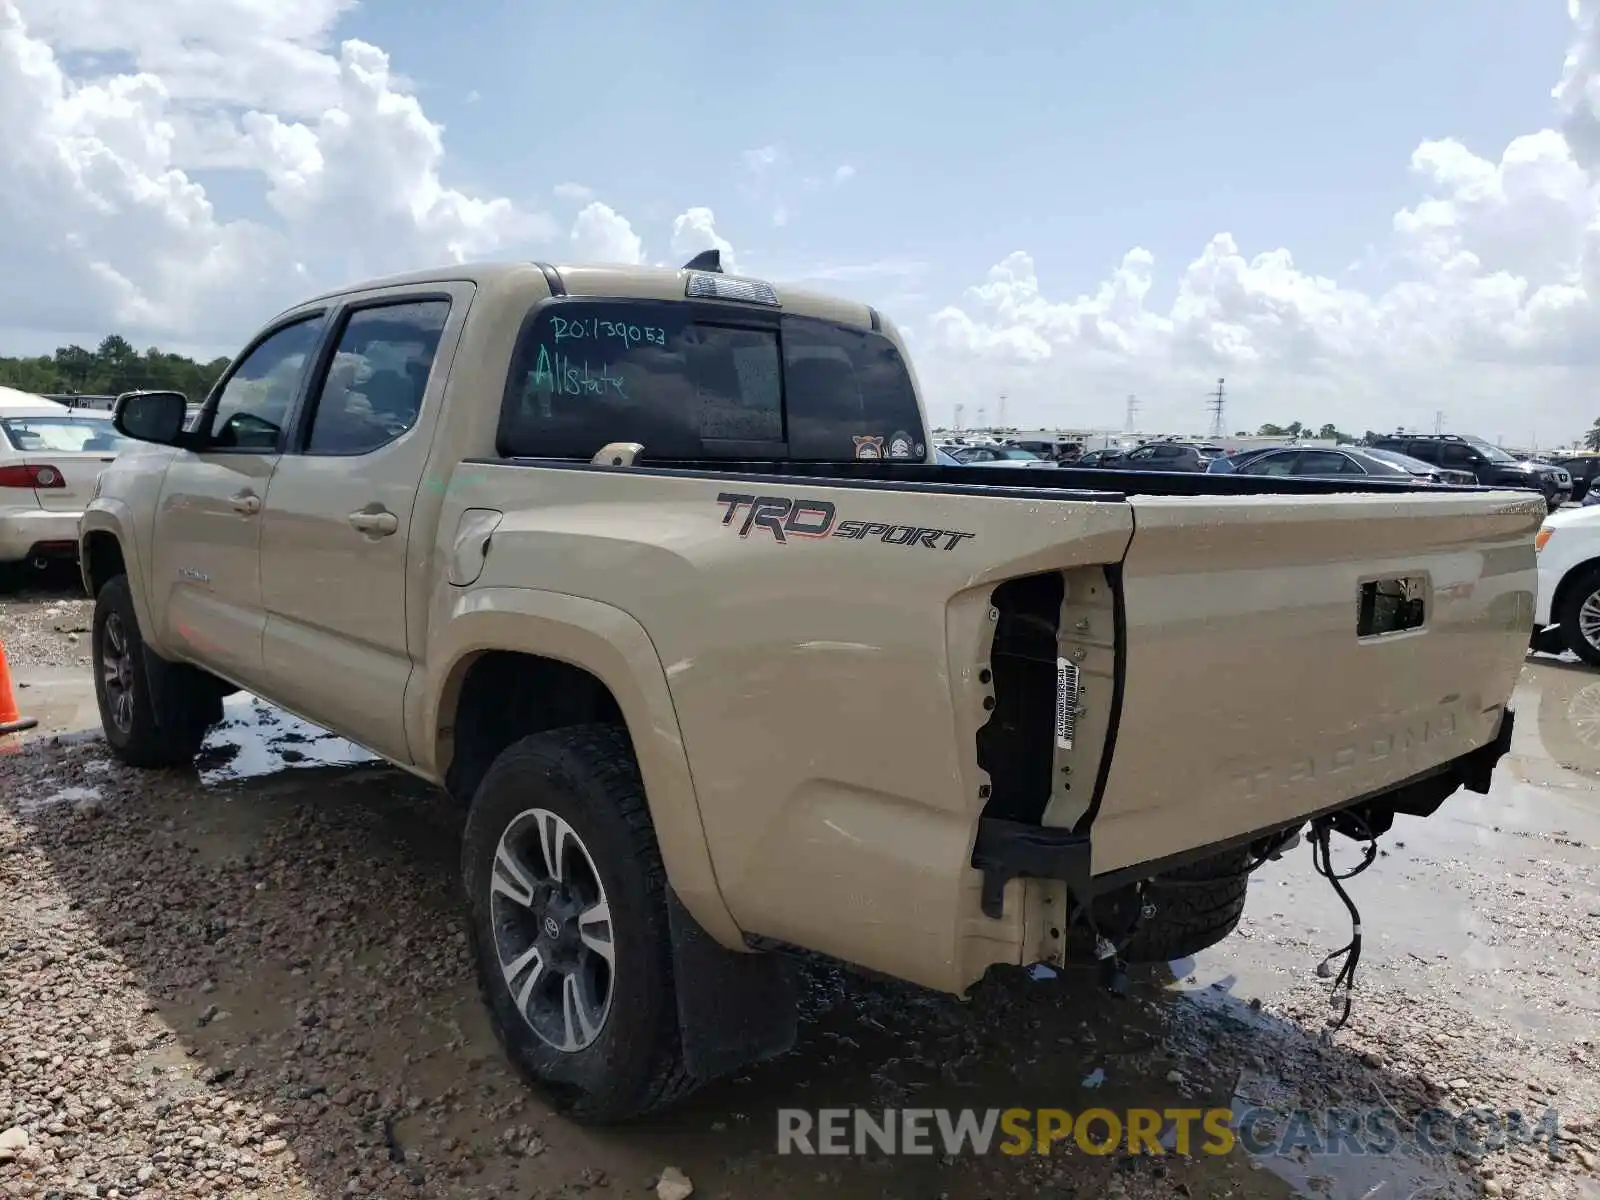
1405, 441, 1442, 464
1240, 452, 1299, 476
304, 300, 450, 455
1438, 443, 1476, 468
1294, 451, 1364, 475
782, 317, 926, 460
1126, 448, 1156, 462
208, 316, 326, 451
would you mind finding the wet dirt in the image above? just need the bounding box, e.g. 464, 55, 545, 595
2, 618, 1598, 1197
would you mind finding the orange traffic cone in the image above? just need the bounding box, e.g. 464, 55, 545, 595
0, 638, 38, 736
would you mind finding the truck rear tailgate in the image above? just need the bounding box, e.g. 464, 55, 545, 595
1084, 489, 1542, 875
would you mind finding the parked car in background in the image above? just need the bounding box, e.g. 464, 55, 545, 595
946, 444, 1056, 467
1071, 442, 1210, 472
1367, 433, 1570, 510
1074, 447, 1126, 467
1008, 437, 1083, 463
1210, 446, 1433, 481
1550, 453, 1600, 503
1532, 503, 1600, 663
0, 398, 127, 577
1208, 446, 1293, 473
1360, 446, 1477, 486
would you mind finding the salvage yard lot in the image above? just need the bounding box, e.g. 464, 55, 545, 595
1, 577, 1598, 1200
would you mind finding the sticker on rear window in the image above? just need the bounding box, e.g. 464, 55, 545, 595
853, 435, 884, 460
1055, 657, 1080, 751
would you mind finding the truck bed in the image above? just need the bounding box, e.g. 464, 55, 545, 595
445, 455, 1538, 989
477, 455, 1497, 499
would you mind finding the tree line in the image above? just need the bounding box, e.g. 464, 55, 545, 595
0, 335, 228, 403
1245, 422, 1364, 443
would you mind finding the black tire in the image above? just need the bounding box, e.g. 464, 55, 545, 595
92, 574, 217, 767
461, 724, 697, 1123
1558, 565, 1600, 667
1073, 849, 1252, 964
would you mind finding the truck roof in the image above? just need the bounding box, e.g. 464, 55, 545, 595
295, 258, 883, 334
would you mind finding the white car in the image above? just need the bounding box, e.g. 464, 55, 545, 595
1532, 502, 1600, 663
0, 393, 128, 574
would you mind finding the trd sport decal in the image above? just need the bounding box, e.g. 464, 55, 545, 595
715, 492, 975, 550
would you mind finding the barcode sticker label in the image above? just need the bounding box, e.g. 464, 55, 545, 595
1055, 656, 1080, 750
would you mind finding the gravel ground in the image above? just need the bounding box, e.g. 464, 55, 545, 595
0, 565, 92, 671
2, 581, 1599, 1199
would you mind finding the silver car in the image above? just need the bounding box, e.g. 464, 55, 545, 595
0, 402, 128, 571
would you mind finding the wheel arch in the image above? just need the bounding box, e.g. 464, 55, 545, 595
1551, 555, 1600, 627
415, 587, 742, 949
78, 510, 163, 652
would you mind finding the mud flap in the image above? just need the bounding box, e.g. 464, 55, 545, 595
139, 645, 224, 729
665, 887, 797, 1081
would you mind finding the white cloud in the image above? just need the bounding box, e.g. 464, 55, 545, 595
0, 0, 739, 349
669, 206, 736, 272
568, 200, 643, 265
13, 0, 1600, 445
922, 0, 1600, 440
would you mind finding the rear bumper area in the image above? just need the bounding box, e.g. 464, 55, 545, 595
970, 706, 1515, 917
0, 507, 82, 563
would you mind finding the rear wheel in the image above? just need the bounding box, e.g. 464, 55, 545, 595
92, 574, 218, 767
1557, 566, 1600, 667
461, 725, 698, 1123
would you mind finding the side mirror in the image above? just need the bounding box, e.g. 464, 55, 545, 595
114, 390, 190, 446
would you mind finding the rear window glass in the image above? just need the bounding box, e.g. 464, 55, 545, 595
0, 417, 128, 453
498, 301, 926, 462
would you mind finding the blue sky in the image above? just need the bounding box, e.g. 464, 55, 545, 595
346, 0, 1571, 316
9, 0, 1596, 437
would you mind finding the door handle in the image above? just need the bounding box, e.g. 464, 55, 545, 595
229, 491, 261, 515
348, 508, 399, 536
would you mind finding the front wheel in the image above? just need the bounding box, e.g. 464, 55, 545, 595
92, 574, 218, 767
461, 724, 698, 1123
1557, 566, 1600, 667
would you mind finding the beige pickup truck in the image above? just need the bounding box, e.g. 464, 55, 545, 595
81, 254, 1539, 1122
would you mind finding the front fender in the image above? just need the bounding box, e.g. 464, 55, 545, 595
79, 502, 169, 657
410, 586, 744, 950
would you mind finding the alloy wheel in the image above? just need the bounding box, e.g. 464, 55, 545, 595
100, 613, 136, 734
488, 808, 616, 1053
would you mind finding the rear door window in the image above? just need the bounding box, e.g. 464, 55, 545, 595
1239, 451, 1300, 476
498, 301, 926, 462
1293, 450, 1366, 475
1403, 441, 1443, 464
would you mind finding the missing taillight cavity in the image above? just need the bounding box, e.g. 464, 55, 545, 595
977, 572, 1064, 824
0, 464, 66, 488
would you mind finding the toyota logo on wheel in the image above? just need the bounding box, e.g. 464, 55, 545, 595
542, 916, 561, 940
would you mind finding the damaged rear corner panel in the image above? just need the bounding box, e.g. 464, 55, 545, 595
971, 564, 1122, 919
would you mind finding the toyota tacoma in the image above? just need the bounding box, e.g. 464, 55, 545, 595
80, 254, 1539, 1122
